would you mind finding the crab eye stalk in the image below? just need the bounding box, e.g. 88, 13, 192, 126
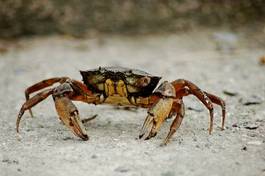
136, 76, 151, 87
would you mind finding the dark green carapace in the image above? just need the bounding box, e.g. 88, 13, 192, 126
80, 66, 161, 97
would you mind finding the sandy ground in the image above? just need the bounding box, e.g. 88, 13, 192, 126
0, 30, 264, 176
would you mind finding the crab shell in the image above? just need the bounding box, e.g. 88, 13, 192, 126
80, 66, 161, 97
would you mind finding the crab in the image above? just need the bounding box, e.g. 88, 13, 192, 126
16, 66, 226, 145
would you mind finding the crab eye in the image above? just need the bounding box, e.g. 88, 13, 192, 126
136, 76, 151, 87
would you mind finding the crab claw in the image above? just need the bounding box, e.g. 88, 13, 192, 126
54, 97, 89, 141
139, 97, 173, 140
139, 113, 155, 140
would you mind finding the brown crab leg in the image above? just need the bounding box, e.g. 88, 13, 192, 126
68, 80, 98, 103
25, 77, 69, 117
171, 79, 215, 134
203, 91, 226, 130
175, 86, 226, 130
163, 99, 185, 145
17, 80, 97, 140
17, 88, 54, 133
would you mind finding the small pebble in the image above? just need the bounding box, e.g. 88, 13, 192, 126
232, 123, 238, 128
38, 124, 44, 128
63, 137, 72, 141
187, 106, 203, 112
2, 159, 9, 163
241, 146, 247, 151
248, 133, 257, 137
2, 159, 19, 164
223, 90, 238, 96
244, 124, 259, 130
91, 154, 97, 159
114, 166, 130, 173
240, 95, 263, 106
235, 162, 240, 165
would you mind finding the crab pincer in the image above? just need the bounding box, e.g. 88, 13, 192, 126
54, 96, 89, 141
16, 81, 89, 141
139, 81, 175, 141
139, 97, 174, 140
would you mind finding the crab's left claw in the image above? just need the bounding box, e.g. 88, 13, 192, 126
54, 97, 89, 141
139, 97, 174, 140
140, 81, 175, 140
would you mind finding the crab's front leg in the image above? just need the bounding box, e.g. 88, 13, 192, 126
140, 79, 226, 145
52, 83, 89, 140
53, 81, 100, 140
139, 81, 176, 140
17, 79, 99, 140
53, 81, 102, 140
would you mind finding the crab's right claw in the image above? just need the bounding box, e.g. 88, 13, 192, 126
54, 97, 89, 141
139, 97, 174, 140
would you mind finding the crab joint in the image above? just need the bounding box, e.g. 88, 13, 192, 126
54, 97, 88, 141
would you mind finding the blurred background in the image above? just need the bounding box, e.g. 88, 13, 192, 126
0, 0, 265, 38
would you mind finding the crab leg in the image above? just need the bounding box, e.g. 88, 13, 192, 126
163, 99, 185, 145
17, 80, 98, 140
175, 87, 226, 130
24, 77, 69, 117
174, 86, 226, 131
203, 91, 226, 130
171, 79, 216, 134
17, 88, 54, 132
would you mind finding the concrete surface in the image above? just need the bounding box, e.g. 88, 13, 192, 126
0, 30, 265, 176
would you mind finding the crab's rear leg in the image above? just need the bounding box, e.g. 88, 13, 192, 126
17, 88, 54, 132
174, 86, 226, 130
203, 91, 226, 130
24, 77, 69, 117
17, 80, 99, 140
171, 79, 226, 134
